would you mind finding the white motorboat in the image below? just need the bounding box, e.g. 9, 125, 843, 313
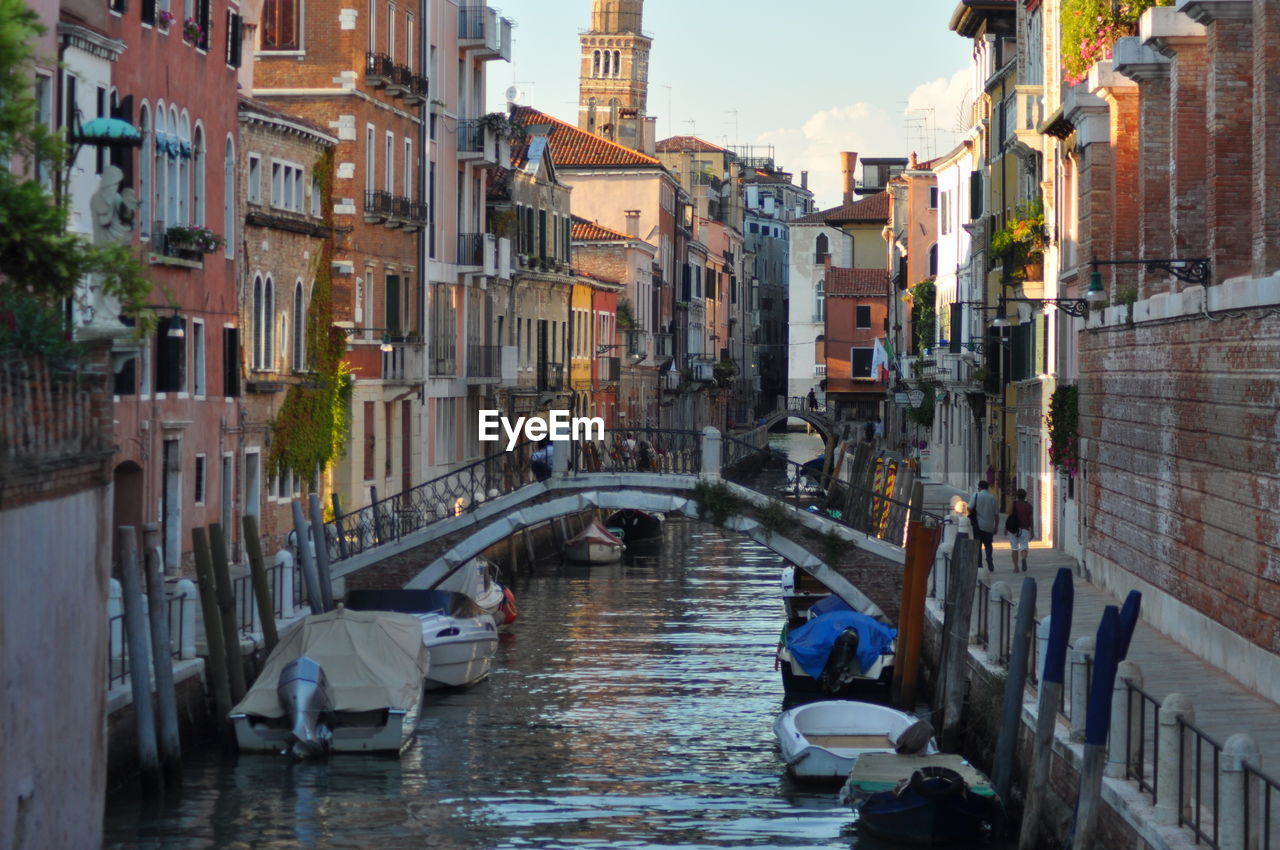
436, 556, 518, 627
773, 699, 935, 782
564, 517, 626, 564
230, 608, 430, 758
346, 589, 498, 690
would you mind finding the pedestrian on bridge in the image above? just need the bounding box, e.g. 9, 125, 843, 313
807, 388, 818, 411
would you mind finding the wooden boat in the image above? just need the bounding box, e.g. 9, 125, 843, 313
777, 593, 896, 704
564, 517, 625, 564
230, 608, 430, 758
606, 509, 665, 546
842, 752, 1003, 847
345, 589, 499, 690
773, 700, 935, 782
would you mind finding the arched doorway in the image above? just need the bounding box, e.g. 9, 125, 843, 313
112, 461, 145, 574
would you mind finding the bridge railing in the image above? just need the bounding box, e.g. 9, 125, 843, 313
720, 433, 944, 547
328, 450, 534, 562
568, 428, 703, 475
785, 395, 832, 417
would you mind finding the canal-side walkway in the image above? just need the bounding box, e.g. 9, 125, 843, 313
921, 479, 1280, 850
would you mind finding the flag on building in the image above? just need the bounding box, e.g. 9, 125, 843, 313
871, 337, 889, 382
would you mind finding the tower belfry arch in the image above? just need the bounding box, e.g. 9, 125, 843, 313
578, 0, 653, 153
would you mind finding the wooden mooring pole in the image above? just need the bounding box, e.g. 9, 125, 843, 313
118, 525, 162, 791
241, 514, 279, 653
208, 522, 247, 703
291, 500, 325, 615
308, 492, 336, 611
934, 537, 980, 752
893, 520, 932, 708
191, 527, 232, 733
991, 576, 1037, 803
1018, 567, 1075, 850
141, 523, 182, 783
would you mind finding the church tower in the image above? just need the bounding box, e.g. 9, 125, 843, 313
578, 0, 652, 152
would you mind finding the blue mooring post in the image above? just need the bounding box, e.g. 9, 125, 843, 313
1018, 568, 1075, 850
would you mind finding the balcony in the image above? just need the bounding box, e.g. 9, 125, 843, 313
381, 340, 423, 383
365, 52, 393, 88
687, 354, 715, 383
814, 363, 827, 378
385, 64, 410, 97
653, 332, 673, 359
364, 190, 392, 223
536, 360, 564, 392
403, 71, 428, 105
457, 232, 496, 275
458, 5, 512, 61
599, 357, 621, 384
626, 328, 647, 357
429, 352, 456, 377
1011, 84, 1045, 154
456, 119, 503, 165
466, 344, 502, 382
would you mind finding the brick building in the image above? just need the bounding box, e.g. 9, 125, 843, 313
823, 268, 892, 420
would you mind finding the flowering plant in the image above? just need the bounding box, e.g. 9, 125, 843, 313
182, 16, 203, 44
1062, 0, 1172, 84
991, 197, 1046, 277
157, 9, 176, 28
166, 225, 222, 253
1046, 384, 1080, 477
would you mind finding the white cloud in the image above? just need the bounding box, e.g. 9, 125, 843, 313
754, 67, 970, 209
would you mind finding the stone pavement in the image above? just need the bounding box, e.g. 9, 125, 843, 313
921, 479, 1280, 846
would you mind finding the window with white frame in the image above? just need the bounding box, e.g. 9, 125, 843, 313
192, 319, 206, 395
384, 131, 393, 193
403, 138, 412, 198
223, 136, 235, 257
192, 125, 205, 226
253, 275, 275, 370
365, 125, 375, 192
247, 154, 262, 203
310, 174, 321, 217
194, 454, 206, 504
271, 160, 305, 211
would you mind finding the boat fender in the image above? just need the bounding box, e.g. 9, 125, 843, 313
909, 766, 967, 801
499, 587, 518, 625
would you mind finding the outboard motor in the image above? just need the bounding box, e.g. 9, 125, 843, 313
277, 656, 334, 759
820, 628, 861, 694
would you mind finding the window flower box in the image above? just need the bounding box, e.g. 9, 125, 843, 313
166, 225, 222, 255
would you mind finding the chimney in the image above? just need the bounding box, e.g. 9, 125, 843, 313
840, 151, 859, 205
624, 210, 641, 237
800, 171, 809, 191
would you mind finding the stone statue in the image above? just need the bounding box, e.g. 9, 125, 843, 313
90, 165, 138, 245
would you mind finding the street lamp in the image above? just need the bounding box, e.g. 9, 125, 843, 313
990, 294, 1090, 328
341, 326, 396, 352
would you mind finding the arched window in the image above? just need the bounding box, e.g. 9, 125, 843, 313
612, 50, 620, 76
166, 106, 179, 226
928, 243, 938, 277
263, 277, 275, 371
252, 276, 264, 369
177, 112, 191, 225
592, 50, 600, 76
292, 280, 305, 371
586, 98, 597, 133
154, 104, 167, 228
815, 233, 829, 263
192, 124, 205, 227
223, 136, 235, 257
602, 50, 610, 76
814, 280, 825, 322
138, 103, 151, 239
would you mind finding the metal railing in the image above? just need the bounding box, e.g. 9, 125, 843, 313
365, 189, 392, 220
456, 119, 487, 154
1126, 681, 1162, 803
365, 51, 393, 84
467, 344, 502, 379
785, 395, 831, 417
106, 593, 189, 687
457, 232, 486, 266
1244, 763, 1280, 850
1179, 717, 1223, 847
975, 579, 991, 647
569, 428, 702, 475
537, 360, 564, 392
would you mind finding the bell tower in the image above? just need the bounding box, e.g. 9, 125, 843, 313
578, 0, 651, 151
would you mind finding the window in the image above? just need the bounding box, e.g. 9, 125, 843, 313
855, 305, 871, 329
194, 454, 206, 504
851, 346, 873, 378
928, 244, 938, 277
223, 327, 240, 396
386, 0, 394, 60
815, 233, 829, 263
403, 138, 412, 198
365, 125, 375, 192
177, 113, 190, 225
593, 50, 600, 77
929, 187, 938, 209
154, 106, 167, 227
384, 132, 393, 193
156, 317, 186, 393
253, 276, 275, 370
292, 280, 305, 371
311, 174, 322, 217
166, 106, 178, 225
223, 136, 235, 257
34, 75, 52, 188
196, 0, 210, 50
139, 104, 151, 238
247, 154, 261, 203
602, 50, 610, 76
142, 0, 155, 26
814, 280, 825, 322
271, 161, 305, 211
940, 190, 951, 235
192, 319, 205, 395
226, 11, 243, 67
261, 0, 298, 49
612, 50, 620, 76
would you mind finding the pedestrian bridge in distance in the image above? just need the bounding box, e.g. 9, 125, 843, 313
755, 396, 839, 443
313, 427, 939, 614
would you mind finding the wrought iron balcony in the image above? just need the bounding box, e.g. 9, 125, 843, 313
457, 232, 486, 268
686, 354, 716, 383
364, 190, 392, 223
365, 52, 393, 88
403, 72, 428, 105
467, 344, 502, 380
536, 360, 564, 392
385, 63, 411, 97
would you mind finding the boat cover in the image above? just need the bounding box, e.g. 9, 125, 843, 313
809, 594, 856, 617
436, 557, 505, 610
787, 610, 897, 677
232, 608, 429, 719
566, 517, 625, 547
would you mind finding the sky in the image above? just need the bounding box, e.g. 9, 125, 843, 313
486, 0, 976, 210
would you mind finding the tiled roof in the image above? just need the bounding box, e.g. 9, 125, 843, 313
827, 267, 891, 297
655, 136, 727, 154
238, 96, 336, 143
571, 216, 633, 242
511, 106, 662, 168
792, 191, 890, 225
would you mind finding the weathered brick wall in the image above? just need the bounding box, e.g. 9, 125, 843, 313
1080, 314, 1280, 654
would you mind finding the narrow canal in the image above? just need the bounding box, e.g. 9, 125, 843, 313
105, 429, 939, 849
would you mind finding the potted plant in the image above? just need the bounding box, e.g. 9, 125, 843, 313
1062, 0, 1169, 85
991, 198, 1046, 281
166, 225, 222, 256
157, 9, 176, 30
182, 16, 203, 44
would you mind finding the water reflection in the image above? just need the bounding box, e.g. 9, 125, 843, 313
106, 519, 870, 849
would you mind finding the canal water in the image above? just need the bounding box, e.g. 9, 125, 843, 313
104, 430, 988, 849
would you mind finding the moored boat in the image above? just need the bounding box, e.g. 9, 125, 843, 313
842, 752, 1003, 847
436, 556, 518, 627
605, 509, 665, 546
564, 517, 626, 564
230, 608, 430, 758
777, 594, 897, 704
773, 700, 935, 781
345, 589, 499, 690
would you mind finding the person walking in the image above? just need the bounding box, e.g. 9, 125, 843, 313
807, 388, 818, 411
1006, 488, 1034, 572
969, 480, 998, 572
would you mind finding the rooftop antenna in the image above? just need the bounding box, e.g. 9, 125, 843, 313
725, 109, 739, 146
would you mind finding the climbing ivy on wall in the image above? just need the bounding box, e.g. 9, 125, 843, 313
1046, 384, 1079, 477
268, 149, 353, 485
1062, 0, 1172, 84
